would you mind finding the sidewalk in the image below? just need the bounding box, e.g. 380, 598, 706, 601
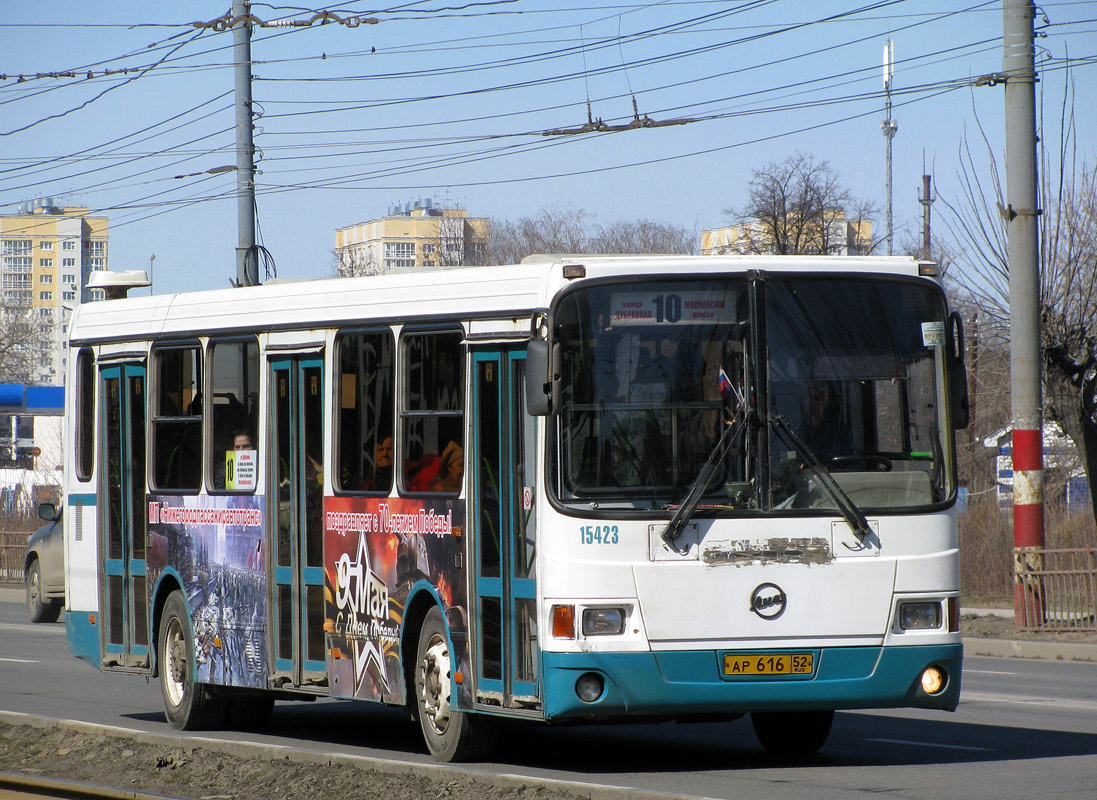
963, 605, 1097, 662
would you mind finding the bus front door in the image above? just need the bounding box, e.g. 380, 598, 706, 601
99, 363, 150, 671
270, 356, 328, 688
471, 348, 541, 711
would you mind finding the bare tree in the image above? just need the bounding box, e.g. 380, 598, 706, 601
332, 246, 381, 277
425, 213, 488, 267
589, 219, 697, 255
942, 77, 1097, 525
0, 302, 48, 384
730, 153, 879, 255
489, 207, 694, 263
488, 207, 592, 265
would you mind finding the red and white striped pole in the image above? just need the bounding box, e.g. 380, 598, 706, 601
1003, 0, 1044, 626
1012, 429, 1044, 624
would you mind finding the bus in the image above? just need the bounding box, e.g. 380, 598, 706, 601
59, 255, 968, 761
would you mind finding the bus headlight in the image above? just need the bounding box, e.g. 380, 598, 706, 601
899, 602, 942, 630
582, 607, 625, 636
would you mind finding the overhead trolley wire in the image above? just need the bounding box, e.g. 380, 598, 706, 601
0, 30, 207, 137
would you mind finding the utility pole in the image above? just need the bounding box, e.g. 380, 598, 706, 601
918, 173, 934, 260
881, 39, 897, 256
233, 0, 258, 287
1003, 0, 1044, 624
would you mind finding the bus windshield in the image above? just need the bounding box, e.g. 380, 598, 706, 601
551, 275, 953, 513
765, 277, 952, 511
553, 279, 751, 508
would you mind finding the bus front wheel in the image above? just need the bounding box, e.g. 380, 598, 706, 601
751, 709, 834, 755
159, 590, 226, 730
413, 606, 497, 761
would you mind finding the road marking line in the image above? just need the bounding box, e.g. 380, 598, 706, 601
0, 622, 65, 634
0, 657, 40, 663
866, 738, 992, 752
964, 669, 1018, 675
962, 690, 1097, 712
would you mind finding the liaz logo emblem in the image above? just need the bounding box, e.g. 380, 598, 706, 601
750, 583, 787, 620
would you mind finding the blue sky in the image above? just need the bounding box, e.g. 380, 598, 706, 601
1, 1, 1094, 295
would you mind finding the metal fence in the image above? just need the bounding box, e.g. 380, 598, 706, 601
0, 530, 32, 584
1014, 547, 1097, 631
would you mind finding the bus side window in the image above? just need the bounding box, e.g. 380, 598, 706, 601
401, 330, 464, 495
152, 345, 203, 492
75, 347, 95, 481
335, 330, 395, 493
209, 339, 259, 492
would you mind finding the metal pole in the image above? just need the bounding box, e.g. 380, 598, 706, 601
1003, 0, 1044, 623
233, 0, 258, 286
882, 40, 897, 256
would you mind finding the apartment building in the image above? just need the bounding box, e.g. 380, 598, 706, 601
335, 199, 489, 276
702, 211, 874, 257
1, 200, 108, 385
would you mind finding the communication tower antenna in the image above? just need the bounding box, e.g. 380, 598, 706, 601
882, 39, 898, 255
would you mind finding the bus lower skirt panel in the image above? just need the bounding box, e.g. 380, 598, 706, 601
540, 643, 962, 721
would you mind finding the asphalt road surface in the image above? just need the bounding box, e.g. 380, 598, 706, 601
2, 590, 1096, 800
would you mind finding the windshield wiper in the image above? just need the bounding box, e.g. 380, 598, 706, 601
768, 413, 872, 542
661, 407, 749, 555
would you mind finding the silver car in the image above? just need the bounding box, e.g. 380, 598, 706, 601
25, 504, 63, 623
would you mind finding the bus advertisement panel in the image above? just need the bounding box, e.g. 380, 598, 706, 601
146, 494, 267, 689
323, 496, 467, 705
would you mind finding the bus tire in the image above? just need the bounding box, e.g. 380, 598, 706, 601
751, 709, 834, 755
159, 590, 226, 730
413, 606, 498, 762
26, 559, 61, 624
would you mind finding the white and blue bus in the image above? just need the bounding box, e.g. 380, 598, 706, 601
60, 255, 968, 760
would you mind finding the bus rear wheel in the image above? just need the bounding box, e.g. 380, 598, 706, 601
413, 606, 497, 762
751, 709, 834, 755
159, 590, 226, 730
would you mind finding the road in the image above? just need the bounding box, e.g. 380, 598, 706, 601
2, 590, 1096, 799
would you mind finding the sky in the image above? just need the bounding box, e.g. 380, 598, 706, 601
1, 1, 1094, 296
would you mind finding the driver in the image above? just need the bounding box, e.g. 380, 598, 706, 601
798, 380, 852, 461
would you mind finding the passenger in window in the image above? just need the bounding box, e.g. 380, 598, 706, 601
362, 435, 394, 491
435, 347, 460, 409
406, 426, 463, 494
431, 440, 464, 492
214, 429, 255, 490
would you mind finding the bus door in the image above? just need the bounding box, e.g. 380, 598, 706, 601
99, 362, 150, 671
270, 356, 328, 688
470, 348, 541, 711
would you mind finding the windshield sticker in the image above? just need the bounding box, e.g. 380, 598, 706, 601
921, 320, 945, 347
609, 289, 737, 326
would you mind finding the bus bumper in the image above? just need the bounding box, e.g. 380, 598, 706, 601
541, 643, 962, 721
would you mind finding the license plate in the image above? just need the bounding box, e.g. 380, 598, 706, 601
723, 652, 814, 676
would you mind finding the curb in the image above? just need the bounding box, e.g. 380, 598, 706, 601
0, 711, 699, 800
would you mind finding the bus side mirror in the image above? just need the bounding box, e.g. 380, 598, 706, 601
526, 339, 552, 416
948, 311, 970, 430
